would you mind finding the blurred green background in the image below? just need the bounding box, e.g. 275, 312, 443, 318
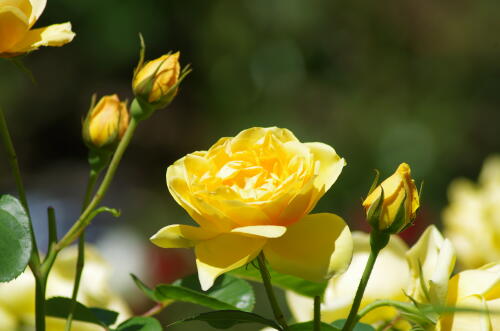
1, 0, 500, 329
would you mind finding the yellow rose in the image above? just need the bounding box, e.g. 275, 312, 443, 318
406, 225, 456, 306
443, 155, 500, 269
151, 127, 353, 290
363, 163, 420, 233
0, 246, 131, 330
83, 94, 129, 149
0, 0, 75, 57
132, 52, 181, 106
437, 262, 500, 331
286, 232, 410, 328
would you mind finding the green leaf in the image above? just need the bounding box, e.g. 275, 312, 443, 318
45, 297, 118, 327
0, 195, 32, 282
170, 310, 281, 330
288, 321, 340, 330
132, 273, 255, 312
116, 316, 162, 331
331, 319, 375, 331
230, 263, 328, 298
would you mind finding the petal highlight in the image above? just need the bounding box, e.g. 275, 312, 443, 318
150, 224, 216, 248
231, 225, 286, 238
264, 213, 353, 282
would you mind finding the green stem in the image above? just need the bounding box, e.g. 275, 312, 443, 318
342, 231, 389, 331
35, 276, 48, 331
65, 170, 99, 331
56, 117, 138, 251
0, 108, 41, 269
314, 296, 321, 331
0, 108, 44, 331
257, 252, 288, 331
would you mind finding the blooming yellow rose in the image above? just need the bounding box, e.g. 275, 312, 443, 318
151, 127, 353, 290
0, 246, 131, 330
363, 163, 420, 233
83, 94, 129, 149
132, 52, 181, 105
406, 225, 456, 306
443, 155, 500, 269
437, 262, 500, 331
286, 232, 410, 328
0, 0, 75, 57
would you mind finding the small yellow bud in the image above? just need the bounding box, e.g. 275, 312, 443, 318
83, 95, 129, 149
363, 163, 420, 233
132, 52, 181, 106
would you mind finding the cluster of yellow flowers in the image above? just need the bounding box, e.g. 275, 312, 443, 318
443, 155, 500, 269
0, 246, 130, 331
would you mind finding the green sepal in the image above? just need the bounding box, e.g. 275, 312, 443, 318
366, 187, 384, 229
367, 169, 380, 195
88, 149, 112, 174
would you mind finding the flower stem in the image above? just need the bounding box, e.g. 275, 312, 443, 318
342, 231, 389, 331
257, 252, 288, 331
314, 295, 321, 331
0, 108, 44, 330
56, 117, 139, 251
65, 170, 100, 331
0, 108, 41, 269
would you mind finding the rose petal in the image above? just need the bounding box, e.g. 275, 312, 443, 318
195, 234, 266, 290
150, 224, 217, 248
264, 213, 353, 282
8, 22, 74, 54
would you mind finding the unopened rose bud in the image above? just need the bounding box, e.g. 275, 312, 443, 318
363, 163, 420, 234
132, 52, 181, 109
83, 95, 129, 150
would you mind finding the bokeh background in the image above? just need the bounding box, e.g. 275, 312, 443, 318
1, 0, 500, 329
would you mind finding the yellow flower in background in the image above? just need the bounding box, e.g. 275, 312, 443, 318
363, 163, 420, 233
286, 232, 410, 328
83, 94, 129, 149
151, 127, 353, 290
133, 52, 180, 105
0, 246, 131, 331
443, 155, 500, 269
437, 262, 500, 331
406, 225, 456, 306
0, 0, 75, 57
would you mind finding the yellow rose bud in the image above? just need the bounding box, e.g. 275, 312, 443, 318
286, 232, 411, 329
150, 127, 353, 290
437, 262, 500, 331
363, 163, 420, 233
132, 52, 181, 106
0, 0, 75, 57
83, 94, 129, 150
